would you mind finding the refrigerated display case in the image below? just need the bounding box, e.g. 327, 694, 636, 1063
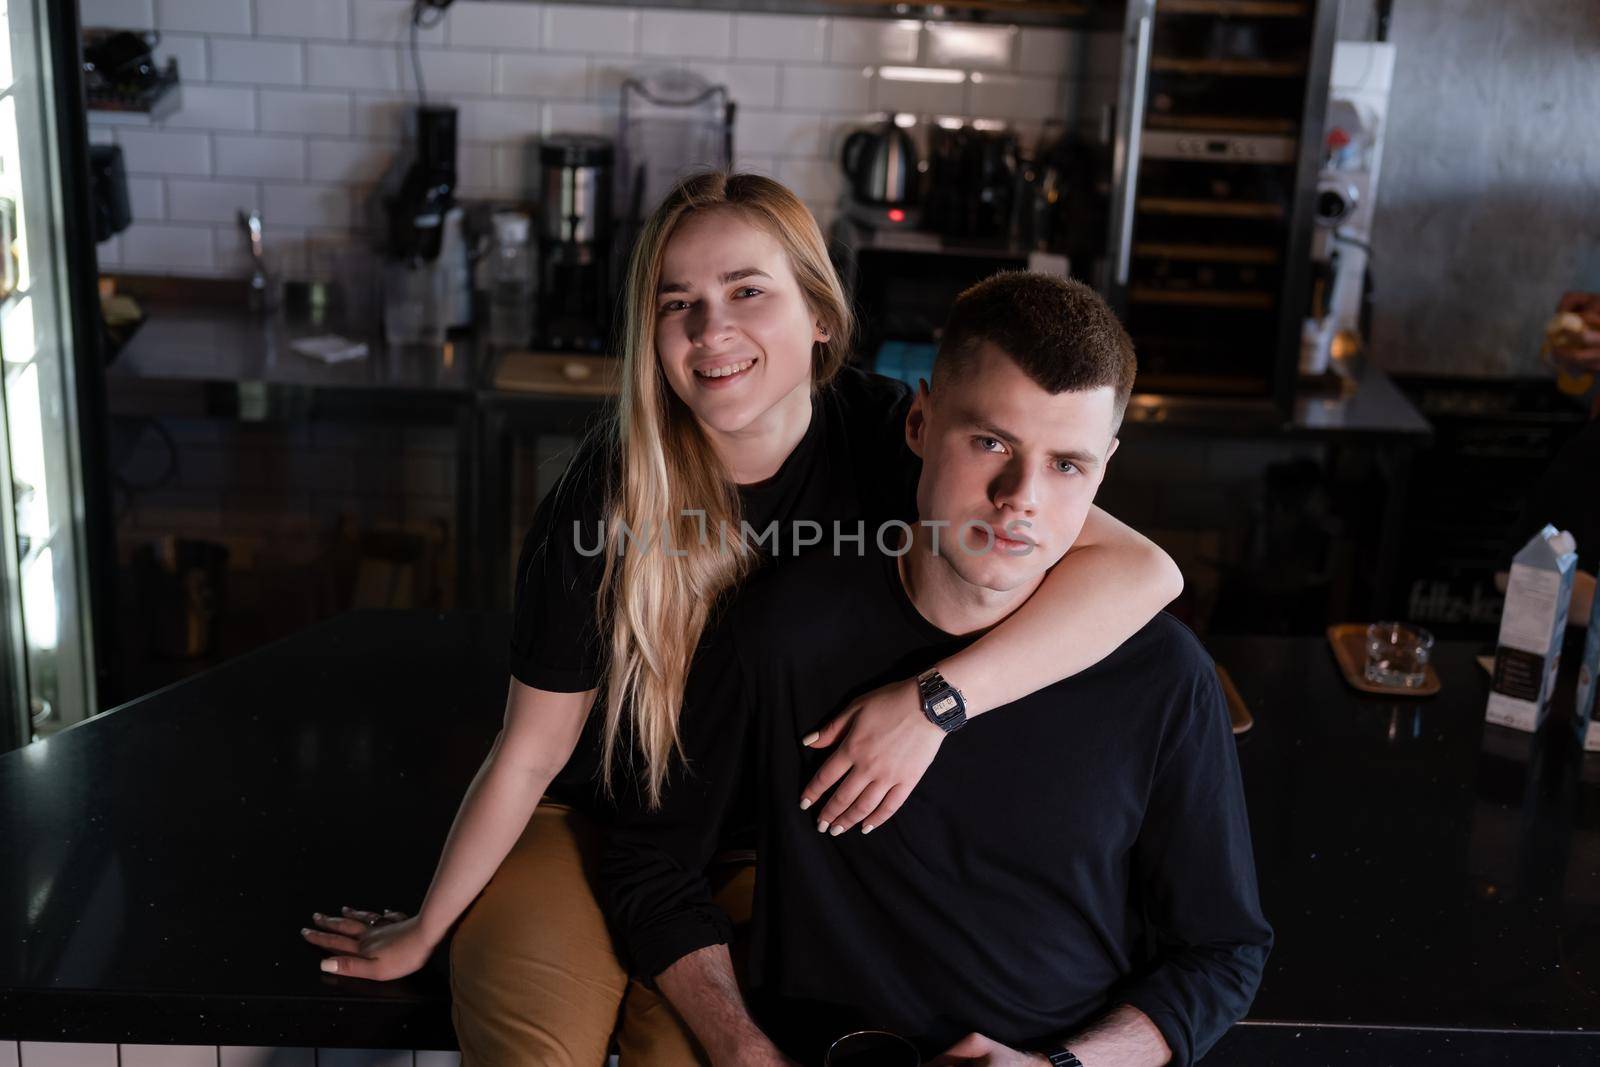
0, 0, 109, 751
1105, 0, 1339, 411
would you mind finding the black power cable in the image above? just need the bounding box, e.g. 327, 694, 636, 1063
408, 0, 454, 103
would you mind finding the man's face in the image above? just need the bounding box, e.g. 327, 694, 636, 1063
907, 341, 1120, 593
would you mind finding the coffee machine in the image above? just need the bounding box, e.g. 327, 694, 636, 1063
922, 124, 1022, 243
382, 105, 472, 333
537, 134, 613, 352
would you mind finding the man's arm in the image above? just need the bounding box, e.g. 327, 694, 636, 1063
598, 618, 784, 1059
1111, 638, 1274, 1067
932, 1005, 1170, 1067
1056, 1003, 1172, 1066
656, 945, 797, 1067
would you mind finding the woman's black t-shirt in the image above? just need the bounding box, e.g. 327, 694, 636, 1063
509, 366, 917, 809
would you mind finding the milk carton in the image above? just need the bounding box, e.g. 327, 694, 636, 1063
1571, 569, 1600, 752
1486, 525, 1578, 733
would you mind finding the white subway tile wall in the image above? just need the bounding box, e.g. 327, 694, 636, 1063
925, 23, 1016, 70
263, 182, 353, 228
219, 1048, 314, 1067
114, 127, 211, 174
688, 62, 779, 110
156, 0, 250, 36
215, 133, 308, 179
544, 3, 638, 54
257, 1, 351, 41
493, 52, 589, 99
258, 89, 351, 135
121, 222, 216, 271
208, 38, 305, 86
316, 1051, 414, 1067
446, 0, 543, 49
81, 0, 154, 28
459, 97, 544, 142
541, 100, 616, 138
155, 32, 208, 81
306, 43, 402, 92
308, 138, 400, 183
87, 0, 1079, 278
125, 175, 165, 219
875, 72, 965, 116
638, 10, 734, 60
348, 93, 413, 141
119, 1045, 216, 1067
412, 50, 496, 96
353, 0, 448, 45
780, 64, 874, 112
732, 14, 827, 63
970, 73, 1072, 123
17, 1044, 117, 1067
166, 176, 260, 222
734, 109, 831, 159
830, 17, 920, 65
160, 85, 257, 130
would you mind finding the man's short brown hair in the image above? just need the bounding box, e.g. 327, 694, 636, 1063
932, 271, 1137, 429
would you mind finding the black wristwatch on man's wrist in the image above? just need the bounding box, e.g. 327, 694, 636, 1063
916, 668, 968, 733
1045, 1048, 1083, 1067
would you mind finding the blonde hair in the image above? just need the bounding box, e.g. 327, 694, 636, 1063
597, 171, 854, 808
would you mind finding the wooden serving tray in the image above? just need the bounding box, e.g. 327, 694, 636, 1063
493, 351, 620, 397
1213, 663, 1254, 735
1326, 623, 1441, 697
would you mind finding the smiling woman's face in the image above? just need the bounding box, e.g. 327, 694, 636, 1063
654, 208, 827, 438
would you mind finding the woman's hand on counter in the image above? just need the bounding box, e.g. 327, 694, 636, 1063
302, 905, 436, 981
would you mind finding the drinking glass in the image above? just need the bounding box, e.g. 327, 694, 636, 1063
1364, 621, 1434, 688
382, 259, 447, 346
824, 1029, 921, 1067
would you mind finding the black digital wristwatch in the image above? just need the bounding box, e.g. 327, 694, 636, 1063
916, 668, 968, 733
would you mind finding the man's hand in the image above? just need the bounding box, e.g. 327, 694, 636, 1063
800, 676, 944, 835
927, 1033, 1051, 1066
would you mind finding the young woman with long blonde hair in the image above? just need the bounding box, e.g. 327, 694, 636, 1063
301, 172, 1183, 1065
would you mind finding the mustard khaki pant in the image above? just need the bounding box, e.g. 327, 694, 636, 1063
449, 801, 755, 1066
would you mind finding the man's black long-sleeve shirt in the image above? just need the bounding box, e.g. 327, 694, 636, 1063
602, 543, 1273, 1066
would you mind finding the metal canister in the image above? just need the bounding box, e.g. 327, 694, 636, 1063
539, 134, 614, 247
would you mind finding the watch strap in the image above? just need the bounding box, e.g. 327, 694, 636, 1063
1045, 1049, 1083, 1067
915, 668, 967, 732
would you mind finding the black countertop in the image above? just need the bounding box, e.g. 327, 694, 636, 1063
1119, 362, 1434, 442
107, 303, 483, 395
2, 613, 1595, 1063
1208, 635, 1600, 1037
0, 612, 505, 1049
105, 303, 1432, 443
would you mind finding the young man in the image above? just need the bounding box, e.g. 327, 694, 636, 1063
601, 272, 1272, 1067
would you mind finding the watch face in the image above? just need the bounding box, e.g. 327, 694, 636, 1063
930, 693, 958, 718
